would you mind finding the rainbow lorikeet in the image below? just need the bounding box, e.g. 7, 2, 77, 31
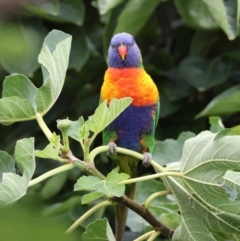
100, 32, 160, 241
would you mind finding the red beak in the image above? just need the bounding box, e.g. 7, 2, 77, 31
117, 44, 127, 60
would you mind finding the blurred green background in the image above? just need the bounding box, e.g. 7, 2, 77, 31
1, 0, 240, 240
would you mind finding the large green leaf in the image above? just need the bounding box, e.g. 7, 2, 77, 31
174, 0, 240, 40
25, 0, 85, 26
164, 131, 240, 240
179, 56, 232, 92
196, 84, 240, 118
82, 218, 116, 241
0, 30, 72, 125
114, 0, 162, 35
0, 138, 35, 208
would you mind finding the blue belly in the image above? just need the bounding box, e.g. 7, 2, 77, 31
107, 104, 157, 151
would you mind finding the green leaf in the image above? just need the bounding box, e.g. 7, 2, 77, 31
114, 0, 162, 36
41, 196, 82, 218
153, 131, 195, 166
209, 116, 225, 133
161, 69, 193, 102
68, 117, 85, 141
182, 132, 240, 233
0, 30, 72, 125
82, 218, 116, 241
0, 22, 45, 77
26, 0, 85, 26
174, 0, 240, 40
174, 0, 219, 30
74, 168, 129, 197
190, 31, 219, 57
41, 172, 68, 200
3, 74, 38, 109
84, 98, 132, 136
162, 131, 240, 239
35, 134, 62, 161
0, 97, 37, 125
196, 84, 240, 118
97, 0, 125, 14
179, 56, 232, 92
81, 192, 105, 204
0, 151, 15, 182
37, 30, 72, 115
168, 179, 217, 241
0, 138, 35, 208
14, 138, 35, 182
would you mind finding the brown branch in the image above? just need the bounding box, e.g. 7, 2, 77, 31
62, 150, 106, 180
111, 195, 174, 239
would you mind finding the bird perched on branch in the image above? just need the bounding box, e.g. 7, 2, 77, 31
100, 32, 160, 241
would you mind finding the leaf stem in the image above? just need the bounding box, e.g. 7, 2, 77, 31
118, 172, 183, 185
90, 145, 156, 163
35, 113, 53, 142
147, 231, 160, 241
28, 163, 74, 187
144, 190, 171, 209
89, 145, 109, 161
151, 160, 166, 173
134, 230, 155, 241
83, 143, 90, 161
65, 200, 112, 234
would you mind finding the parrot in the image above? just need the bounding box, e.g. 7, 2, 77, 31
100, 32, 160, 241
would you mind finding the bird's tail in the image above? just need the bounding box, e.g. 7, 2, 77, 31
115, 183, 136, 241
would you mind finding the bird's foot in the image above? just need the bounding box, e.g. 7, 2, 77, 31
142, 152, 152, 168
108, 142, 117, 155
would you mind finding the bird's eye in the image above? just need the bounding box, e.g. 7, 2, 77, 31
111, 45, 115, 48
129, 42, 134, 46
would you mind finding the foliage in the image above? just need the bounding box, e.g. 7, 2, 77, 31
1, 1, 240, 241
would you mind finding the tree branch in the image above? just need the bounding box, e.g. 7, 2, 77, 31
111, 195, 174, 239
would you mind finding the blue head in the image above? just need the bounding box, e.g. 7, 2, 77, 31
108, 32, 143, 68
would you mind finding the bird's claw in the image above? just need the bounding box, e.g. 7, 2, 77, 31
142, 152, 152, 168
108, 142, 117, 155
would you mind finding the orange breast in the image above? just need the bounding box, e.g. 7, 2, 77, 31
101, 68, 159, 106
